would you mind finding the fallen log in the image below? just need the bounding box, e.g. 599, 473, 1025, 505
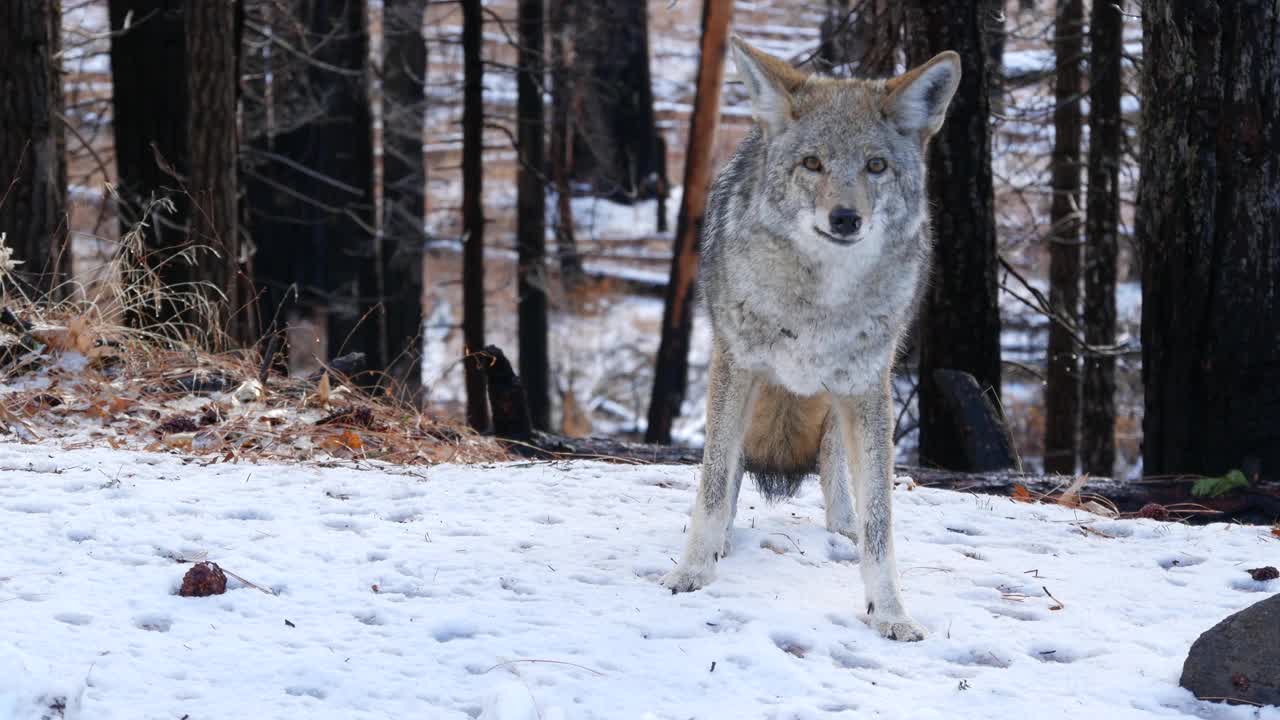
901, 467, 1280, 524
494, 433, 1279, 522
476, 344, 1278, 524
477, 344, 701, 463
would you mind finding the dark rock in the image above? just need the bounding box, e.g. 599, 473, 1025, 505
1180, 594, 1280, 705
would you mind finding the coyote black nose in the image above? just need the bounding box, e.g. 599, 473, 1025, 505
828, 207, 862, 238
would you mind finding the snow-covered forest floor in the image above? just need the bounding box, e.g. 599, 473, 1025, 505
2, 441, 1277, 719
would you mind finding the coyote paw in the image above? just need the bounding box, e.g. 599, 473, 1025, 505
872, 616, 927, 642
661, 561, 716, 594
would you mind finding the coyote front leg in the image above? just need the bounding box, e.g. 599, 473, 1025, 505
833, 376, 926, 641
662, 346, 757, 593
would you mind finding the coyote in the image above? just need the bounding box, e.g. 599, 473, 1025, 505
661, 37, 961, 642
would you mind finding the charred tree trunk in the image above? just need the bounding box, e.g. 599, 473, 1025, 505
517, 0, 551, 431
185, 0, 248, 345
244, 0, 376, 370
571, 1, 661, 202
461, 0, 490, 431
0, 0, 68, 297
645, 0, 734, 444
1139, 1, 1280, 483
1082, 0, 1122, 477
904, 0, 1002, 470
381, 0, 427, 395
1043, 0, 1083, 475
108, 1, 188, 325
319, 0, 378, 371
547, 0, 583, 291
985, 0, 1004, 113
819, 0, 900, 77
818, 0, 855, 72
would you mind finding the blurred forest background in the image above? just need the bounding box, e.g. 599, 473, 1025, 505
1, 0, 1276, 492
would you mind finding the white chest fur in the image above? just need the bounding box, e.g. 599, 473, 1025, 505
713, 241, 921, 397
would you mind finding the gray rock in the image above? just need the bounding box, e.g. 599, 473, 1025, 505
1180, 593, 1280, 706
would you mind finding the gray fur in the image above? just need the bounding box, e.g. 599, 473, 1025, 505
662, 38, 961, 643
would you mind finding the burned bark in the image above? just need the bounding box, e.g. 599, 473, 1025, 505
0, 0, 68, 297
1043, 0, 1083, 475
185, 0, 248, 344
904, 0, 1002, 470
1139, 1, 1280, 484
1081, 0, 1123, 477
570, 2, 661, 201
460, 0, 490, 431
516, 0, 551, 430
380, 0, 428, 395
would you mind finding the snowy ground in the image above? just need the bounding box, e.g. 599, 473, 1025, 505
2, 443, 1277, 719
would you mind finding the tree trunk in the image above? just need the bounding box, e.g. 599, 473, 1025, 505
108, 0, 188, 327
644, 0, 734, 445
381, 0, 427, 396
1042, 0, 1083, 475
461, 0, 490, 431
319, 0, 378, 371
818, 0, 855, 73
819, 0, 900, 77
1081, 0, 1122, 477
1139, 1, 1280, 483
0, 0, 68, 297
185, 0, 248, 346
904, 0, 1002, 470
547, 0, 583, 291
570, 1, 661, 202
243, 0, 377, 370
517, 0, 551, 431
985, 0, 1004, 113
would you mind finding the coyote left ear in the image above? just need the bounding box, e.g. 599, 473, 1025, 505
730, 36, 808, 135
883, 51, 961, 138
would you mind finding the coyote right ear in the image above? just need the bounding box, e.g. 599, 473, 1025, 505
730, 36, 807, 135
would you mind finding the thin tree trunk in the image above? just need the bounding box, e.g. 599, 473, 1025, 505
1081, 0, 1122, 477
382, 0, 427, 396
645, 0, 734, 444
517, 0, 550, 431
904, 0, 1002, 470
461, 0, 490, 431
185, 0, 247, 346
1042, 0, 1083, 475
548, 0, 583, 291
1139, 1, 1280, 483
108, 0, 188, 327
0, 0, 68, 297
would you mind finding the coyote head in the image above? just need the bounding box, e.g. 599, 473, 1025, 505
728, 37, 960, 251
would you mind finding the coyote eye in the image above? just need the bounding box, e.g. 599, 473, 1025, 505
801, 156, 823, 172
866, 157, 888, 174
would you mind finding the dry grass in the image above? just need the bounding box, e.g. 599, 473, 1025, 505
0, 211, 507, 468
